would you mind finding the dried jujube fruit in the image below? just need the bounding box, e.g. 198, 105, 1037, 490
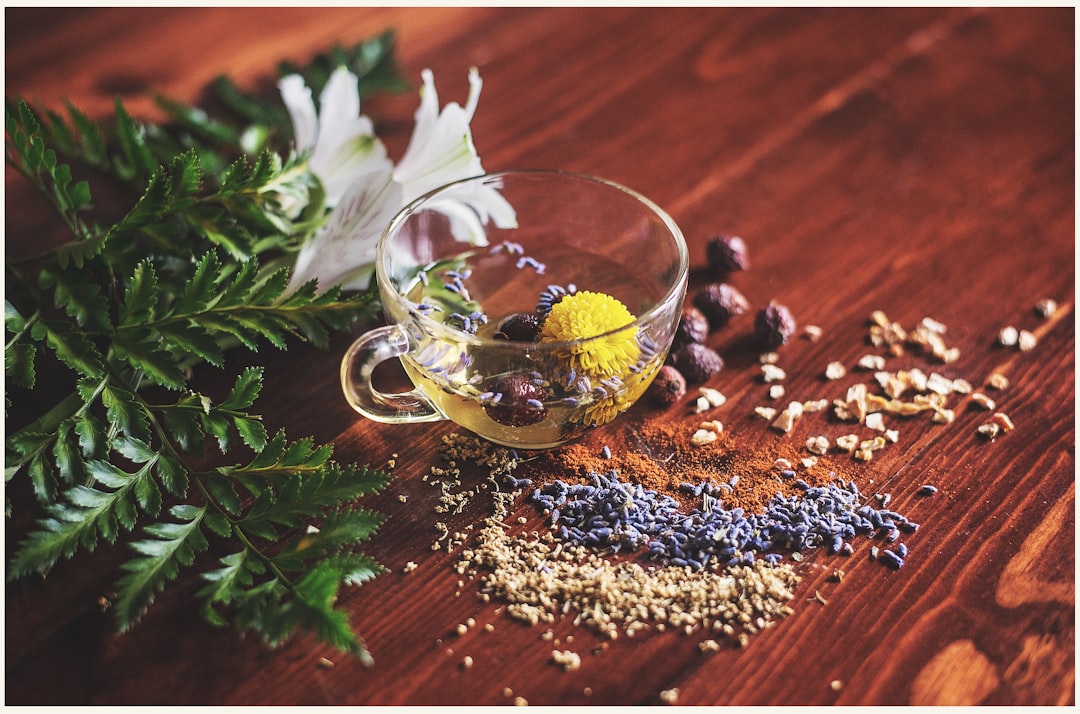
692, 283, 750, 329
649, 365, 687, 406
705, 234, 750, 275
493, 312, 541, 341
484, 374, 548, 426
673, 305, 709, 346
669, 342, 724, 383
755, 301, 796, 349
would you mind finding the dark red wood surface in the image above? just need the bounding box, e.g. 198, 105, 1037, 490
5, 7, 1074, 706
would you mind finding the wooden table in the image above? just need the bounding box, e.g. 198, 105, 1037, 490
5, 7, 1074, 706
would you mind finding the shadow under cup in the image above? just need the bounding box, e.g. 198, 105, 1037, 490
342, 170, 688, 449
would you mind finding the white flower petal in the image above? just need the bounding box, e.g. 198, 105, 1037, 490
288, 169, 402, 292
278, 74, 317, 152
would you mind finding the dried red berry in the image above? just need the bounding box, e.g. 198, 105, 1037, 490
706, 234, 750, 275
670, 342, 724, 383
483, 374, 548, 426
755, 300, 797, 349
493, 312, 540, 341
692, 283, 750, 329
673, 305, 709, 346
649, 365, 687, 406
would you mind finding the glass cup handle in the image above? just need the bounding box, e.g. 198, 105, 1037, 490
340, 324, 445, 424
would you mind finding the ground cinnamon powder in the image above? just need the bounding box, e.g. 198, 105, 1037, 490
521, 408, 858, 515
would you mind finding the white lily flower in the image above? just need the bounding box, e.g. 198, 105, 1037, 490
286, 67, 517, 293
278, 66, 391, 208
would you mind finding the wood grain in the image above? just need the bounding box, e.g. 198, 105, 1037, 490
5, 7, 1073, 706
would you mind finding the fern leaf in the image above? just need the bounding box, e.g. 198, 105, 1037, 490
31, 318, 104, 378
113, 504, 210, 631
119, 260, 159, 326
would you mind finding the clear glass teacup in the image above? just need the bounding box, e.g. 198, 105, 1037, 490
341, 170, 688, 449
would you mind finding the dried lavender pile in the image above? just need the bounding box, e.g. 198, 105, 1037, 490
530, 468, 923, 570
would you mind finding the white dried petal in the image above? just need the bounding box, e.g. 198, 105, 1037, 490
977, 422, 1001, 439
865, 412, 886, 432
551, 649, 581, 672
860, 436, 887, 452
761, 364, 787, 383
755, 406, 778, 421
803, 325, 823, 341
932, 408, 955, 424
785, 401, 804, 419
951, 378, 973, 395
768, 384, 786, 400
920, 316, 948, 334
835, 434, 859, 452
870, 310, 890, 327
942, 347, 961, 364
802, 399, 829, 413
699, 387, 727, 408
771, 410, 796, 434
854, 448, 874, 462
773, 458, 793, 470
857, 354, 886, 371
908, 368, 928, 392
1018, 330, 1037, 352
699, 420, 724, 434
691, 429, 718, 446
926, 372, 954, 396
1035, 298, 1057, 318
759, 351, 780, 365
805, 436, 830, 456
801, 456, 818, 469
833, 400, 854, 421
694, 396, 711, 413
998, 326, 1019, 347
971, 392, 996, 410
884, 429, 900, 443
825, 361, 846, 380
992, 412, 1015, 432
988, 372, 1009, 390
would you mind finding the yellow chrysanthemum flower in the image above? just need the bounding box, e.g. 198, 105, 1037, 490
538, 291, 640, 378
580, 361, 657, 427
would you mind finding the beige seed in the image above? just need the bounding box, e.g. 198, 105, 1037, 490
857, 354, 886, 371
768, 384, 786, 400
971, 392, 996, 410
1036, 298, 1057, 318
461, 655, 474, 669
660, 688, 680, 705
988, 372, 1009, 390
691, 429, 718, 446
835, 434, 859, 452
998, 325, 1019, 347
761, 363, 787, 383
803, 324, 823, 341
1018, 329, 1037, 352
805, 436, 830, 456
825, 361, 846, 380
864, 412, 886, 432
699, 387, 727, 408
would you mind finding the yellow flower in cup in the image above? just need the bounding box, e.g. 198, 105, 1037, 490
539, 290, 648, 427
538, 291, 641, 378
